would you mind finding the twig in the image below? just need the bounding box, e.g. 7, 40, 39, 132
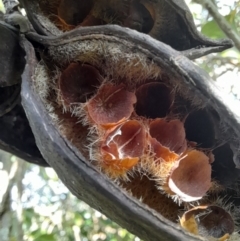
193, 0, 240, 52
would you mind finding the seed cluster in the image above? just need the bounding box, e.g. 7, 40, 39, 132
56, 62, 236, 241
59, 63, 212, 203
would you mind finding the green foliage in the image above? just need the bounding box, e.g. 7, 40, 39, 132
188, 0, 240, 88
0, 0, 5, 14
0, 151, 139, 241
201, 11, 238, 39
33, 234, 56, 241
18, 166, 139, 241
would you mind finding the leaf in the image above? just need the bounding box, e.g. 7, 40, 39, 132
201, 20, 226, 39
201, 12, 238, 39
33, 234, 56, 241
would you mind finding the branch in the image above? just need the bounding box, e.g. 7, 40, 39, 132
193, 0, 240, 52
0, 161, 18, 218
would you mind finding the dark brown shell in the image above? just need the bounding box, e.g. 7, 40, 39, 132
0, 103, 49, 166
0, 20, 47, 166
19, 0, 233, 57
0, 21, 25, 87
0, 21, 25, 115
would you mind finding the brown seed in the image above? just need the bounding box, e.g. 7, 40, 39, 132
149, 118, 187, 154
87, 84, 136, 126
101, 120, 146, 160
167, 150, 211, 202
149, 137, 179, 163
59, 63, 102, 105
100, 120, 146, 177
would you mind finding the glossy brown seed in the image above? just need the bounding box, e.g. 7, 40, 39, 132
59, 63, 102, 105
87, 84, 136, 126
149, 137, 179, 163
149, 119, 187, 154
167, 150, 211, 202
135, 82, 174, 119
100, 120, 146, 176
101, 120, 146, 160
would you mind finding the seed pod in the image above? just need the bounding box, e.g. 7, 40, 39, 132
1, 5, 239, 241
0, 103, 48, 166
19, 23, 240, 241
0, 21, 25, 115
0, 21, 47, 166
19, 0, 233, 57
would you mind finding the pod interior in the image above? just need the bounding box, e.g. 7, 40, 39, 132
30, 34, 240, 240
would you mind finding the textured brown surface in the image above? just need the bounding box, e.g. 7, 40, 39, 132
120, 173, 181, 222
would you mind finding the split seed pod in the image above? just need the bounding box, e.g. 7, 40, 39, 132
19, 0, 233, 58
20, 23, 240, 241
1, 5, 240, 241
0, 21, 25, 115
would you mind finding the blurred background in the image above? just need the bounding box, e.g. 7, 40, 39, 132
0, 0, 239, 240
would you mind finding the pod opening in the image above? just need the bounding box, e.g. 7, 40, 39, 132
30, 36, 240, 240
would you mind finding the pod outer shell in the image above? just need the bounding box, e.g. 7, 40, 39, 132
0, 21, 25, 87
0, 21, 24, 118
21, 34, 205, 241
0, 102, 49, 167
0, 20, 47, 166
19, 0, 233, 55
21, 25, 240, 240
